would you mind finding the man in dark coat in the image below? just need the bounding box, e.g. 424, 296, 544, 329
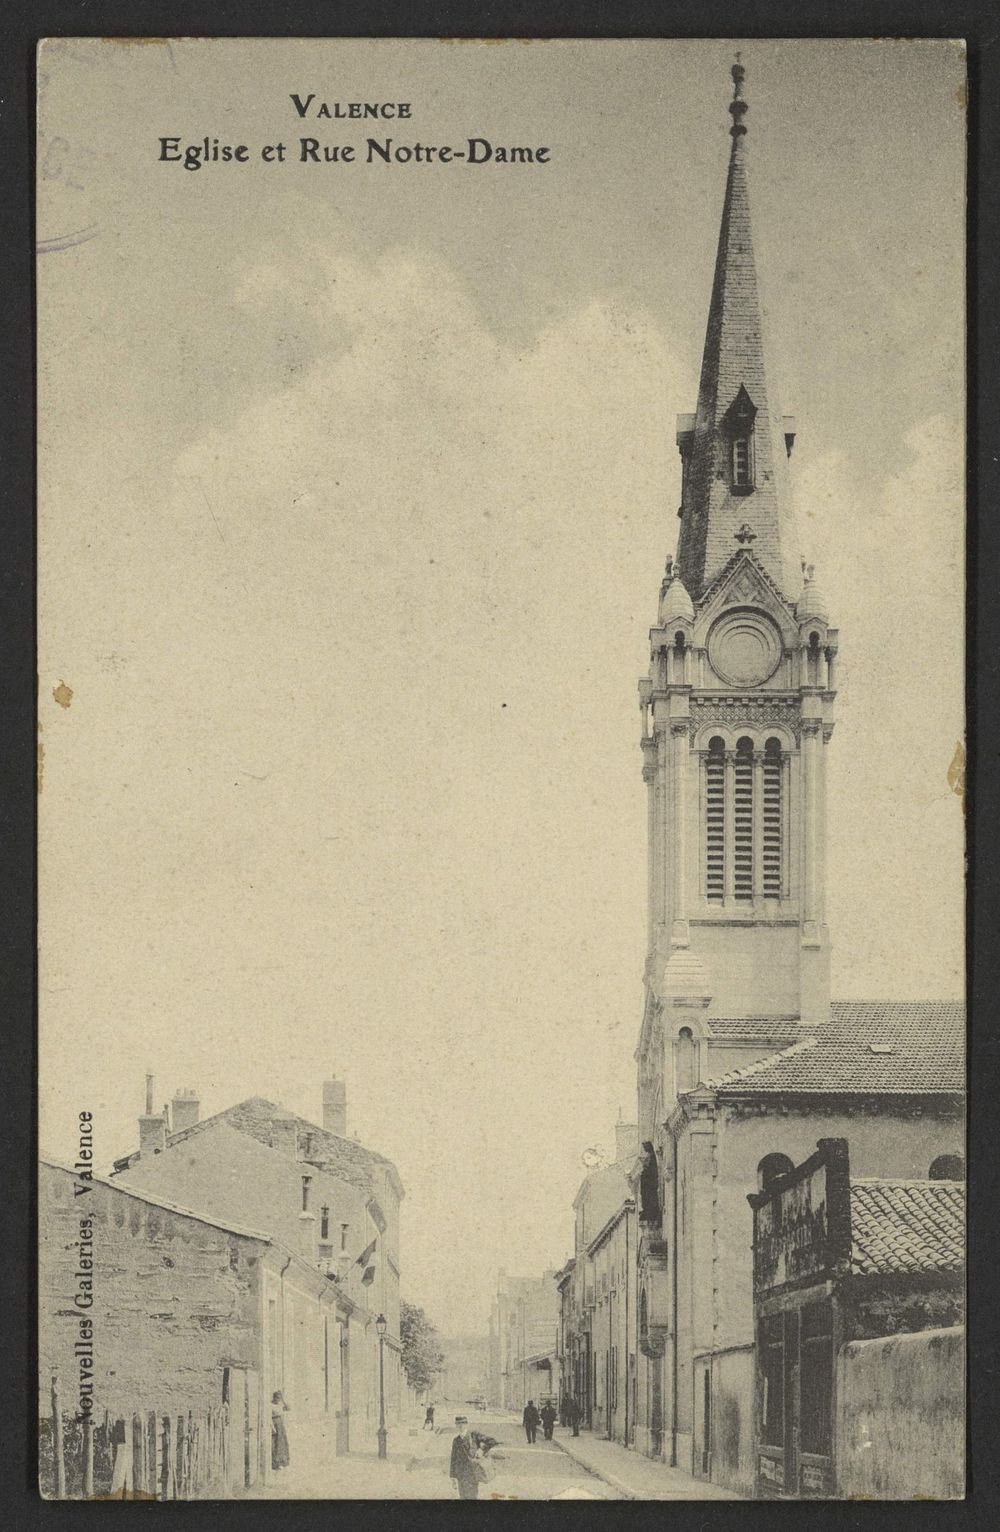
449, 1416, 480, 1500
522, 1399, 540, 1444
540, 1400, 557, 1440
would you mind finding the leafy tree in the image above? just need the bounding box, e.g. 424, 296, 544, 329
400, 1300, 444, 1394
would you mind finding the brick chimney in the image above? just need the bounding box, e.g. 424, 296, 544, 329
322, 1076, 347, 1137
171, 1088, 200, 1132
269, 1117, 299, 1157
138, 1075, 167, 1155
615, 1121, 639, 1165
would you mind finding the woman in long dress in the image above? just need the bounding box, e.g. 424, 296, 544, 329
271, 1390, 291, 1471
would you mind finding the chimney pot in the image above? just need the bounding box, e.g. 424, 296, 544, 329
145, 1074, 154, 1116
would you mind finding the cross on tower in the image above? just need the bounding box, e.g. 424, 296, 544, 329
735, 522, 756, 544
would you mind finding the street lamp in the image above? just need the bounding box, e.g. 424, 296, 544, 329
375, 1313, 388, 1460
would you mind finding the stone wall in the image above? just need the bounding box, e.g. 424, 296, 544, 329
836, 1326, 964, 1500
39, 1161, 265, 1420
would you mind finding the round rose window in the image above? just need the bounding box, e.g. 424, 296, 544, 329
707, 611, 782, 687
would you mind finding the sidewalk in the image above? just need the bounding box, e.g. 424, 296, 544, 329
554, 1431, 745, 1500
246, 1413, 451, 1499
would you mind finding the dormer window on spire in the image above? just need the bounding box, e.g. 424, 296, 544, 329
724, 385, 758, 494
732, 435, 753, 488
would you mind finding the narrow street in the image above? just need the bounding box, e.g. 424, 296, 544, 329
466, 1412, 616, 1500
246, 1405, 617, 1500
244, 1403, 746, 1500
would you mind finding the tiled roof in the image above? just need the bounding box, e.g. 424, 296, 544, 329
707, 1016, 801, 1041
710, 1000, 964, 1096
166, 1097, 396, 1192
849, 1179, 965, 1276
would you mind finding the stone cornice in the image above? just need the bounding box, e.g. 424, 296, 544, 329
668, 1087, 963, 1134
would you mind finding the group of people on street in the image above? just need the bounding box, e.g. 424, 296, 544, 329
523, 1395, 583, 1442
522, 1398, 559, 1443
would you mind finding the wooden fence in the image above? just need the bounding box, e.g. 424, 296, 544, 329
40, 1373, 261, 1499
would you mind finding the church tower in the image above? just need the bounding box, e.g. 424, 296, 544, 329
636, 61, 838, 1137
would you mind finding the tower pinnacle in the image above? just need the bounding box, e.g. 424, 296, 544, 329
729, 55, 748, 137
674, 60, 800, 604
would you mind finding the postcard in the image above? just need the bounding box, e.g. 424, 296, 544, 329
37, 37, 965, 1500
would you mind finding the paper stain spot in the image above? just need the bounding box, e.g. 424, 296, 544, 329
53, 681, 74, 709
946, 740, 965, 813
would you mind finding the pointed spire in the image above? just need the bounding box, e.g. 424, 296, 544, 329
675, 59, 801, 605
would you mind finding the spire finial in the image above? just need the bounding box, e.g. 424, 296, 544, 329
729, 54, 748, 140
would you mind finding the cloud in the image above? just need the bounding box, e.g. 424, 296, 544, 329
42, 240, 688, 1325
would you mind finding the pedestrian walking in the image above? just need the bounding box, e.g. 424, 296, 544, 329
450, 1416, 483, 1500
522, 1399, 540, 1444
540, 1399, 557, 1440
423, 1403, 435, 1431
567, 1397, 582, 1437
270, 1390, 291, 1472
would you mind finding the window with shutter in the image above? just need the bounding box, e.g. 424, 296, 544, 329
763, 737, 783, 899
734, 738, 754, 901
705, 737, 725, 900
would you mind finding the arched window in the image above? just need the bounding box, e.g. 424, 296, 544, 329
676, 1027, 697, 1092
757, 1153, 795, 1191
929, 1153, 965, 1181
734, 738, 754, 901
808, 631, 821, 686
703, 735, 786, 905
705, 738, 726, 900
639, 1143, 661, 1226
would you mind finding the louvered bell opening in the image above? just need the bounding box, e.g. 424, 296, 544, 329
706, 739, 725, 901
733, 739, 754, 901
762, 738, 782, 900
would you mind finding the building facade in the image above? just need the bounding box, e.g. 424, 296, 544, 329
628, 62, 965, 1497
110, 1075, 405, 1450
38, 1157, 363, 1497
555, 1121, 639, 1441
486, 1270, 560, 1411
749, 1138, 964, 1499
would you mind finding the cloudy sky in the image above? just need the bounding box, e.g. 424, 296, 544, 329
38, 38, 965, 1333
